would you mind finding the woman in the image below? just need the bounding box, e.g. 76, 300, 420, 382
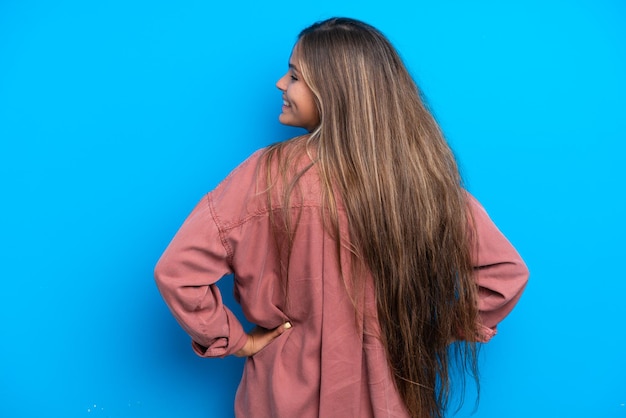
155, 17, 528, 418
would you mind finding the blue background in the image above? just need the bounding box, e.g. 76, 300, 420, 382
1, 0, 624, 417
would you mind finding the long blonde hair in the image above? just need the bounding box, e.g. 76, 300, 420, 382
265, 17, 480, 418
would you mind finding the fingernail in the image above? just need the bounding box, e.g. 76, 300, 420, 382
284, 322, 292, 329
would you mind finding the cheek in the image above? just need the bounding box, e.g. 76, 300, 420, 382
309, 97, 320, 122
303, 91, 318, 115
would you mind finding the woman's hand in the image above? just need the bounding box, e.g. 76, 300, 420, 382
234, 322, 292, 357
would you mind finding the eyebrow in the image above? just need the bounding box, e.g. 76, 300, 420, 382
288, 62, 299, 72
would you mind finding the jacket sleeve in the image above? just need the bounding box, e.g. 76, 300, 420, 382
154, 195, 247, 357
468, 194, 529, 342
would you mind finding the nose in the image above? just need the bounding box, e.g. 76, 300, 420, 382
276, 73, 288, 92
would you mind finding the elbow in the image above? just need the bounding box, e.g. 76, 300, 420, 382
153, 257, 170, 293
515, 258, 530, 294
477, 258, 529, 327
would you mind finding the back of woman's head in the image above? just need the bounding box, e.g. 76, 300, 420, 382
295, 18, 428, 147
296, 18, 412, 110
